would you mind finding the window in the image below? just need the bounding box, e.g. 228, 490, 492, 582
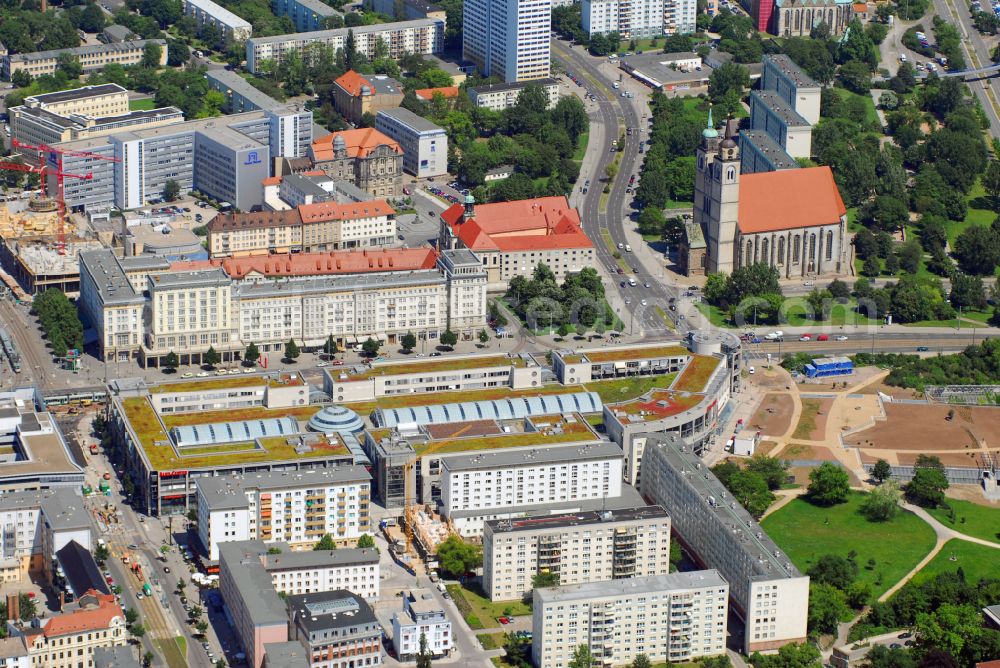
793, 236, 800, 263
826, 230, 834, 260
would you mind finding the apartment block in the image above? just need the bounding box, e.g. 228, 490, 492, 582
440, 442, 624, 536
760, 54, 821, 125
663, 0, 696, 34
374, 107, 448, 178
181, 0, 253, 41
331, 71, 404, 124
2, 40, 167, 81
365, 0, 447, 20
582, 0, 665, 39
287, 590, 383, 668
467, 78, 560, 111
483, 506, 671, 602
196, 468, 371, 560
639, 433, 810, 653
246, 19, 444, 73
273, 0, 342, 32
531, 571, 729, 668
207, 69, 283, 113
748, 90, 811, 159
8, 591, 127, 668
0, 488, 91, 582
391, 590, 452, 660
463, 0, 551, 83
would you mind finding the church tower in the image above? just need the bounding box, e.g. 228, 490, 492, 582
703, 118, 742, 274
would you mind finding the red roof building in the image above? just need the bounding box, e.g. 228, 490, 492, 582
331, 71, 404, 123
309, 128, 404, 199
18, 590, 127, 668
173, 248, 440, 280
414, 87, 460, 101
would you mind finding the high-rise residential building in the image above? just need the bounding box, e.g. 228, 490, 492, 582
463, 0, 551, 83
531, 572, 730, 668
582, 0, 665, 39
663, 0, 696, 34
482, 506, 672, 602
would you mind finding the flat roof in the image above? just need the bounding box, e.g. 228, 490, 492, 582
247, 18, 441, 46
764, 54, 820, 90
752, 89, 810, 127
8, 39, 165, 63
341, 353, 529, 381
148, 268, 229, 290
485, 505, 668, 534
740, 130, 799, 170
535, 570, 728, 604
28, 84, 126, 105
0, 415, 84, 480
197, 466, 371, 510
93, 646, 142, 668
562, 344, 689, 364
447, 482, 645, 519
415, 414, 595, 455
219, 542, 288, 627
262, 642, 309, 668
441, 441, 621, 472
206, 69, 282, 111
234, 269, 445, 299
376, 107, 445, 134
79, 250, 144, 307
470, 78, 559, 95
287, 590, 378, 632
263, 547, 378, 571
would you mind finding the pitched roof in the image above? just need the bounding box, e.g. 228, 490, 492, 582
334, 70, 372, 97
311, 127, 402, 161
737, 167, 846, 234
173, 248, 439, 279
441, 196, 593, 253
333, 71, 403, 97
43, 595, 122, 638
415, 86, 460, 100
298, 200, 395, 223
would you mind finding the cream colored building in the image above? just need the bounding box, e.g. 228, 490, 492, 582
483, 506, 672, 602
2, 40, 168, 81
146, 268, 239, 364
0, 489, 92, 582
532, 571, 729, 668
17, 592, 127, 668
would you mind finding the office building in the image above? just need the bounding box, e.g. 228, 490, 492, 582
310, 128, 404, 198
0, 488, 91, 583
246, 19, 444, 74
391, 590, 452, 660
664, 0, 697, 33
463, 0, 551, 83
331, 71, 404, 124
1, 40, 167, 81
287, 590, 383, 668
220, 543, 292, 668
54, 106, 313, 212
207, 70, 283, 113
374, 108, 448, 178
440, 442, 624, 535
483, 506, 672, 602
181, 0, 253, 41
639, 433, 810, 653
748, 89, 811, 159
207, 200, 397, 256
7, 591, 127, 668
273, 0, 342, 32
531, 571, 730, 668
196, 467, 372, 559
439, 195, 594, 291
582, 0, 665, 39
467, 78, 560, 111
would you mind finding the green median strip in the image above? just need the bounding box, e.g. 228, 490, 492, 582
600, 230, 631, 273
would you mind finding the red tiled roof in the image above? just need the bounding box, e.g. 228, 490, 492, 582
213, 248, 439, 278
298, 200, 395, 223
311, 128, 402, 161
852, 3, 867, 11
415, 87, 460, 100
442, 196, 593, 253
333, 70, 372, 97
261, 176, 282, 186
43, 596, 121, 638
737, 167, 846, 234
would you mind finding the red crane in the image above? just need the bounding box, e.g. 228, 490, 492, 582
11, 139, 120, 254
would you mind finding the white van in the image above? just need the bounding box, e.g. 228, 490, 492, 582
624, 244, 632, 252
612, 81, 620, 89
628, 278, 637, 287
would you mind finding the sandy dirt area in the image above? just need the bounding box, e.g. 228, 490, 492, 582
749, 393, 796, 437
846, 404, 1000, 451
792, 398, 834, 440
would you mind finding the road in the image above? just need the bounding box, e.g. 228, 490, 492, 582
553, 39, 683, 336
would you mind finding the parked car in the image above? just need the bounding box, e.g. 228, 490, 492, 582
799, 334, 812, 341
817, 334, 829, 341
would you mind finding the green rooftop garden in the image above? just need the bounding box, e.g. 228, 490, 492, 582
611, 390, 707, 423
161, 404, 320, 429
343, 383, 583, 416
149, 376, 265, 394
672, 355, 721, 393
575, 345, 690, 364
413, 418, 593, 456
342, 354, 528, 381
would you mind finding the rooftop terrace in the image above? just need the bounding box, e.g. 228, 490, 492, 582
612, 390, 706, 424
672, 355, 722, 393
340, 354, 528, 381
412, 414, 594, 455
562, 344, 689, 365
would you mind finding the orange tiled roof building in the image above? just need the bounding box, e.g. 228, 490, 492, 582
309, 128, 403, 199
330, 70, 404, 124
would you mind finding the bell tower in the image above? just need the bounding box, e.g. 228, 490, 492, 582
704, 118, 742, 274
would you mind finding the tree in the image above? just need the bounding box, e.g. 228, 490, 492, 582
808, 462, 851, 506
532, 571, 560, 589
244, 342, 260, 366
401, 332, 417, 353
17, 593, 36, 621
440, 329, 458, 349
744, 454, 789, 490
95, 542, 109, 565
357, 534, 376, 549
568, 645, 593, 668
709, 62, 750, 105
906, 457, 949, 507
416, 632, 432, 668
142, 41, 163, 68
125, 608, 139, 626
314, 534, 337, 551
808, 554, 858, 589
57, 52, 83, 79
143, 651, 155, 668
81, 3, 107, 32
435, 535, 482, 577
915, 603, 988, 662
827, 279, 851, 300
808, 582, 851, 635
863, 255, 882, 277
131, 623, 146, 638
177, 578, 186, 593
186, 508, 198, 524
284, 338, 300, 361
950, 272, 988, 310
860, 481, 902, 521
839, 59, 872, 94
879, 91, 899, 110
164, 351, 179, 372
726, 470, 775, 518
953, 225, 1000, 275
983, 160, 1000, 208
872, 459, 893, 484
362, 337, 380, 357
476, 329, 489, 346
195, 620, 209, 636
163, 179, 181, 202
631, 655, 652, 668
866, 646, 918, 668
203, 346, 220, 368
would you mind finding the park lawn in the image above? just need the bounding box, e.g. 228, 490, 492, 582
783, 298, 881, 327
902, 319, 964, 328
833, 87, 880, 126
911, 538, 1000, 585
585, 373, 677, 403
957, 309, 994, 323
477, 632, 506, 650
927, 498, 1000, 545
448, 582, 530, 629
129, 98, 156, 111
572, 129, 590, 162
695, 303, 733, 328
761, 492, 937, 598
792, 398, 822, 439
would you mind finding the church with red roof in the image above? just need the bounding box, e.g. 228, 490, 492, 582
438, 195, 595, 290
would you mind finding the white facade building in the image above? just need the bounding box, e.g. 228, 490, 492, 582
391, 590, 453, 660
466, 79, 560, 111
196, 468, 372, 560
532, 571, 730, 668
582, 0, 665, 39
0, 489, 91, 582
440, 443, 624, 536
482, 506, 672, 602
181, 0, 253, 41
374, 108, 448, 178
663, 0, 696, 34
463, 0, 551, 83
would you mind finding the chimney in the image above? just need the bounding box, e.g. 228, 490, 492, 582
7, 593, 18, 621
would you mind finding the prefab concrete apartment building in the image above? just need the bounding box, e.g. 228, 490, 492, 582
374, 107, 448, 178
462, 0, 552, 83
639, 433, 810, 653
272, 0, 343, 32
181, 0, 253, 41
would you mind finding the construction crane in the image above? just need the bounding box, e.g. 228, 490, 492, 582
11, 139, 120, 254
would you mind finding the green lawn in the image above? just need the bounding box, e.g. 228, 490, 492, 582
902, 319, 963, 328
953, 179, 995, 246
447, 583, 531, 630
129, 98, 156, 111
152, 637, 188, 668
477, 632, 506, 650
832, 87, 880, 126
761, 492, 937, 598
585, 373, 677, 403
573, 129, 590, 162
927, 499, 1000, 545
696, 298, 880, 328
911, 538, 1000, 585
